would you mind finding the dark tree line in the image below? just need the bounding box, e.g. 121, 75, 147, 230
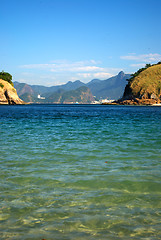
0, 71, 13, 86
127, 61, 161, 83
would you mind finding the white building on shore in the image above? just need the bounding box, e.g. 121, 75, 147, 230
37, 94, 45, 100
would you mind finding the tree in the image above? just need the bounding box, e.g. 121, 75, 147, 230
0, 71, 13, 86
145, 64, 151, 68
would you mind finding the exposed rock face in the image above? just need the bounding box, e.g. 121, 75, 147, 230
0, 79, 24, 104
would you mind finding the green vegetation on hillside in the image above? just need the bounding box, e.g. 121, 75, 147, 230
127, 62, 161, 83
61, 86, 90, 103
17, 85, 93, 104
123, 62, 161, 99
0, 83, 4, 88
47, 86, 93, 103
0, 71, 13, 86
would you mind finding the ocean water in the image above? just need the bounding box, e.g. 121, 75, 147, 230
0, 104, 161, 240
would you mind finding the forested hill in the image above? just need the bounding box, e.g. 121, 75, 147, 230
116, 62, 161, 105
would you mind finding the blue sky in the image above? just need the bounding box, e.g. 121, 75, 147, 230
1, 0, 161, 86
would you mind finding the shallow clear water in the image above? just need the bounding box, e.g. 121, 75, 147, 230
0, 104, 161, 239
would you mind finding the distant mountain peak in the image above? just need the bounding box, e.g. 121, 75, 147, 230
74, 80, 82, 83
90, 79, 101, 83
87, 79, 101, 86
118, 71, 125, 77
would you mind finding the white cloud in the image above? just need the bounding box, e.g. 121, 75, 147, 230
20, 62, 121, 77
20, 63, 54, 69
20, 60, 103, 73
130, 63, 146, 68
19, 60, 122, 77
77, 72, 113, 79
50, 65, 104, 72
77, 73, 93, 78
93, 72, 113, 79
120, 53, 161, 63
18, 59, 123, 85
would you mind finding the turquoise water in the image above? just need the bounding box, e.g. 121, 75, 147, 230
0, 104, 161, 240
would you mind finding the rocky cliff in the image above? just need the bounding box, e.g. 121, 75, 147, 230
0, 79, 24, 104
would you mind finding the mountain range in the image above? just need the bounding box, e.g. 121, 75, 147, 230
14, 71, 131, 103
